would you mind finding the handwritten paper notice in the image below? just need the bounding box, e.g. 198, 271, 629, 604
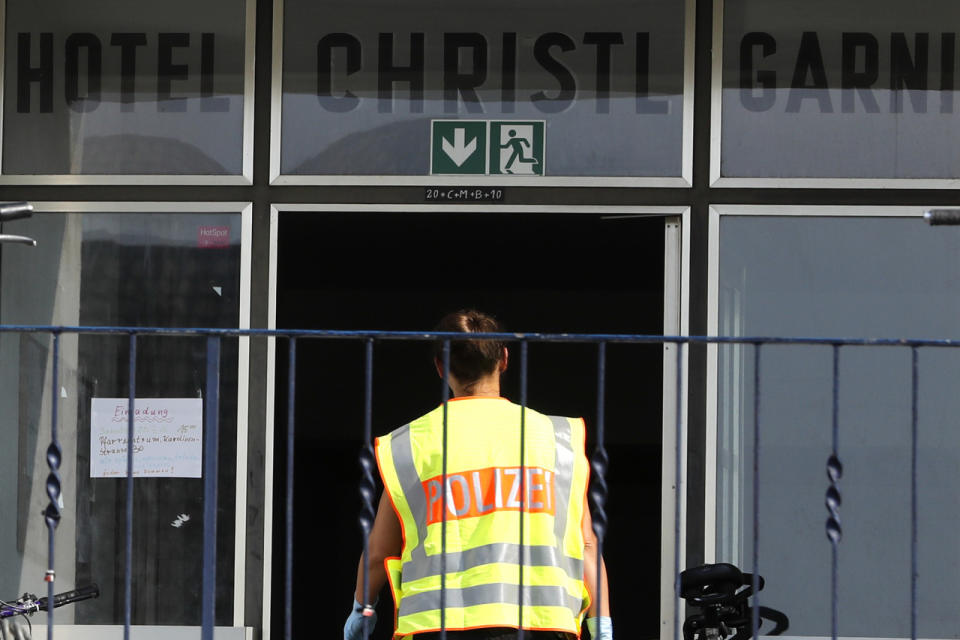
90, 398, 204, 478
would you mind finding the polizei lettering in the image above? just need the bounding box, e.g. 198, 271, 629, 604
316, 31, 667, 114
17, 32, 229, 113
740, 31, 958, 113
422, 465, 556, 524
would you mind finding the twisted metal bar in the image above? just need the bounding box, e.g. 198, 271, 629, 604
45, 332, 62, 640
284, 338, 296, 640
358, 340, 377, 638
591, 342, 608, 633
517, 340, 529, 640
751, 344, 762, 640
123, 334, 137, 640
201, 337, 221, 640
673, 342, 685, 640
910, 347, 919, 640
439, 340, 450, 640
827, 346, 843, 640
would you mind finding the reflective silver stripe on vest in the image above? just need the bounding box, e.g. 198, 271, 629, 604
401, 541, 579, 583
389, 411, 583, 587
547, 414, 583, 587
398, 582, 584, 617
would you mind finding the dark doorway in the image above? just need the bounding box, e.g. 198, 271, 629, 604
274, 210, 667, 639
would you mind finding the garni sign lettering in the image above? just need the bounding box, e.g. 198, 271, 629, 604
2, 0, 248, 176
279, 0, 687, 178
720, 0, 960, 180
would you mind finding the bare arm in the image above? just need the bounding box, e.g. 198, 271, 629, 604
582, 496, 611, 618
353, 490, 403, 603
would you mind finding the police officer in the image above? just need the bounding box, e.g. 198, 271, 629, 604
344, 310, 613, 640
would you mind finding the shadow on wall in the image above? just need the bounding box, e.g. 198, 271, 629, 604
77, 135, 229, 175
290, 118, 430, 175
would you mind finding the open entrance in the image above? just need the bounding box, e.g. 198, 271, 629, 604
274, 209, 674, 639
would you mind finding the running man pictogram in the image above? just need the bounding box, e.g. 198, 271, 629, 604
500, 129, 539, 173
490, 121, 545, 175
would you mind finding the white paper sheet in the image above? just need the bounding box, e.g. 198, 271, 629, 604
90, 398, 204, 478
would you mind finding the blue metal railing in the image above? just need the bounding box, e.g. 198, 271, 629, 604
2, 325, 959, 640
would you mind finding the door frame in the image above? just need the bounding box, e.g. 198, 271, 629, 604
263, 204, 690, 640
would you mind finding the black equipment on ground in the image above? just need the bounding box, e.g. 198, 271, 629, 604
680, 563, 789, 640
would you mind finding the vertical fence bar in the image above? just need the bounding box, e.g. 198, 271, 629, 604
517, 340, 529, 639
750, 343, 762, 640
591, 342, 608, 638
123, 333, 137, 640
358, 339, 377, 638
673, 341, 685, 640
826, 345, 843, 640
44, 332, 62, 640
284, 338, 297, 640
440, 340, 450, 640
910, 346, 919, 640
202, 337, 222, 640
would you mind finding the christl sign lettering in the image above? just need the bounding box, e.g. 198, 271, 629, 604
316, 31, 669, 114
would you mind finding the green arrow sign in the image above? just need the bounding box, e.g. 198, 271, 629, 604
431, 121, 487, 174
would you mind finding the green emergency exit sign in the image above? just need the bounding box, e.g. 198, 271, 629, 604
430, 120, 545, 176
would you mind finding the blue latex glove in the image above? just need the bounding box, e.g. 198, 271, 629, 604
586, 616, 613, 640
343, 597, 377, 640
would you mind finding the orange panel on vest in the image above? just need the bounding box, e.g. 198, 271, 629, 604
422, 466, 555, 525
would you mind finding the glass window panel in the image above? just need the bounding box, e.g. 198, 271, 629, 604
721, 0, 960, 179
280, 0, 686, 177
2, 0, 247, 175
716, 214, 960, 638
0, 211, 243, 624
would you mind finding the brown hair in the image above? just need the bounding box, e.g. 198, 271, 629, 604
433, 309, 506, 382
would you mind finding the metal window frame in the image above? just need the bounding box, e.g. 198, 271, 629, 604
27, 200, 253, 626
0, 0, 257, 185
262, 203, 690, 640
704, 204, 936, 564
660, 212, 691, 640
268, 0, 695, 187
708, 0, 960, 189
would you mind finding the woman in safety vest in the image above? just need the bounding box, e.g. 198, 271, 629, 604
344, 310, 613, 640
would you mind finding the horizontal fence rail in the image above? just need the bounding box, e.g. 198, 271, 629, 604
0, 325, 957, 640
2, 325, 960, 347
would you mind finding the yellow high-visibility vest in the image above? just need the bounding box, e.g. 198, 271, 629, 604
375, 396, 591, 638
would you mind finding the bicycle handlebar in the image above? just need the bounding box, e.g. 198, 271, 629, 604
0, 202, 33, 223
0, 584, 99, 619
36, 584, 100, 612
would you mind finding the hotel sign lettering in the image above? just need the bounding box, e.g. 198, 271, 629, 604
2, 0, 247, 176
